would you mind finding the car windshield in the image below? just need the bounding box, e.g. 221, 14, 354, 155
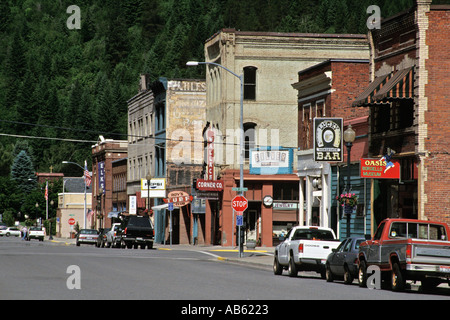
127, 217, 152, 228
29, 227, 42, 231
292, 228, 335, 240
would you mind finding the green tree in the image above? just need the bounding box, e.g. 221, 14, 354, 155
10, 150, 36, 193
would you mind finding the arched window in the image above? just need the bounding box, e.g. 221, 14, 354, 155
244, 66, 257, 100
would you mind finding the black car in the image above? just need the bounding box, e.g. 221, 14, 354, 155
325, 237, 365, 284
96, 228, 110, 248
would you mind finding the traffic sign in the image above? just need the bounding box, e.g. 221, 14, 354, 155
232, 195, 248, 212
236, 215, 243, 226
68, 218, 76, 225
168, 202, 174, 211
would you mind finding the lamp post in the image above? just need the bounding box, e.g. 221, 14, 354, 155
62, 161, 87, 229
343, 124, 356, 238
146, 172, 152, 216
187, 60, 245, 257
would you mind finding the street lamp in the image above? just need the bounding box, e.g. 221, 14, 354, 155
187, 60, 245, 257
343, 124, 356, 238
62, 161, 88, 229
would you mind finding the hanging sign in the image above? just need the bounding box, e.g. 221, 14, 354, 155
165, 191, 193, 207
360, 158, 400, 179
313, 118, 343, 162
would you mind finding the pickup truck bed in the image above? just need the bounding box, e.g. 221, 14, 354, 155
274, 226, 340, 278
27, 227, 44, 241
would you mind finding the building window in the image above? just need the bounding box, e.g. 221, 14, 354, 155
244, 66, 257, 100
156, 103, 165, 132
244, 122, 256, 160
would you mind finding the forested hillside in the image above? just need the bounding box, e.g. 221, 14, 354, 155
0, 0, 427, 178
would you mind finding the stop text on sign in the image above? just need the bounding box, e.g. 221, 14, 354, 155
232, 196, 248, 212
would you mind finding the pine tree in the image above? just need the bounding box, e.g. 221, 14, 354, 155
10, 150, 36, 193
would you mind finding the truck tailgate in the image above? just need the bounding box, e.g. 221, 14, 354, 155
413, 243, 450, 266
301, 240, 340, 260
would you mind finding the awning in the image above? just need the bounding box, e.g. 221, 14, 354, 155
372, 67, 414, 101
107, 211, 120, 218
352, 73, 392, 107
151, 204, 180, 210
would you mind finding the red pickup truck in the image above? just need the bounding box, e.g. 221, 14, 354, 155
358, 218, 450, 291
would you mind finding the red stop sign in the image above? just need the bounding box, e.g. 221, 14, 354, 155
68, 218, 76, 225
232, 196, 248, 212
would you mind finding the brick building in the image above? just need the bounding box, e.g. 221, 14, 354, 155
292, 59, 371, 239
353, 0, 450, 229
91, 137, 127, 229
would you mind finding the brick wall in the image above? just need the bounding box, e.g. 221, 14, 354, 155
423, 8, 450, 223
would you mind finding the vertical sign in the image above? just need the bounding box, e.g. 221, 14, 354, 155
98, 161, 105, 193
129, 195, 137, 214
206, 129, 214, 180
313, 117, 343, 162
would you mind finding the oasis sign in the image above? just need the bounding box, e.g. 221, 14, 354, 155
360, 158, 400, 179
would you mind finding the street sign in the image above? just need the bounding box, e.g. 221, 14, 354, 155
168, 202, 174, 211
68, 218, 76, 225
232, 195, 248, 212
236, 215, 243, 226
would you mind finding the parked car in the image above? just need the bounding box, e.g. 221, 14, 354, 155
76, 229, 99, 246
96, 228, 110, 248
118, 215, 154, 249
0, 226, 21, 237
106, 223, 122, 248
326, 237, 365, 284
273, 226, 340, 278
27, 226, 45, 241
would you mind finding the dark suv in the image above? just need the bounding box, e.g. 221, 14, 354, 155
119, 216, 154, 249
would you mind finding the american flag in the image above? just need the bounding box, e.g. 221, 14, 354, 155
44, 181, 48, 200
84, 160, 92, 187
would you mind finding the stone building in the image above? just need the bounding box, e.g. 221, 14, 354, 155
127, 76, 206, 244
201, 29, 370, 247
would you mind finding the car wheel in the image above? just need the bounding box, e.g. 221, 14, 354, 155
344, 265, 353, 284
288, 255, 298, 277
325, 263, 333, 282
6, 232, 10, 237
76, 242, 80, 247
391, 262, 405, 292
147, 242, 153, 249
358, 260, 367, 287
273, 254, 283, 275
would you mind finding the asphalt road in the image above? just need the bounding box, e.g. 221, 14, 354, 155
1, 236, 450, 303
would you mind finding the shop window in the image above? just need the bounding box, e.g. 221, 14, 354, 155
244, 66, 257, 100
273, 182, 299, 201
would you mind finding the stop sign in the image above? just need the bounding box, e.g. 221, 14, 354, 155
232, 196, 248, 212
68, 218, 76, 225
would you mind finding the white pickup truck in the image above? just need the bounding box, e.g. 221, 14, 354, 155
273, 226, 340, 278
27, 226, 45, 241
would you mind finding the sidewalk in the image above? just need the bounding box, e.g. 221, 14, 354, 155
48, 236, 275, 270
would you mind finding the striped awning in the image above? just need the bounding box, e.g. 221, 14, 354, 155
372, 67, 414, 101
352, 73, 392, 107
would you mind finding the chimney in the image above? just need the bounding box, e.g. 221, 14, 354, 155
139, 74, 150, 92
